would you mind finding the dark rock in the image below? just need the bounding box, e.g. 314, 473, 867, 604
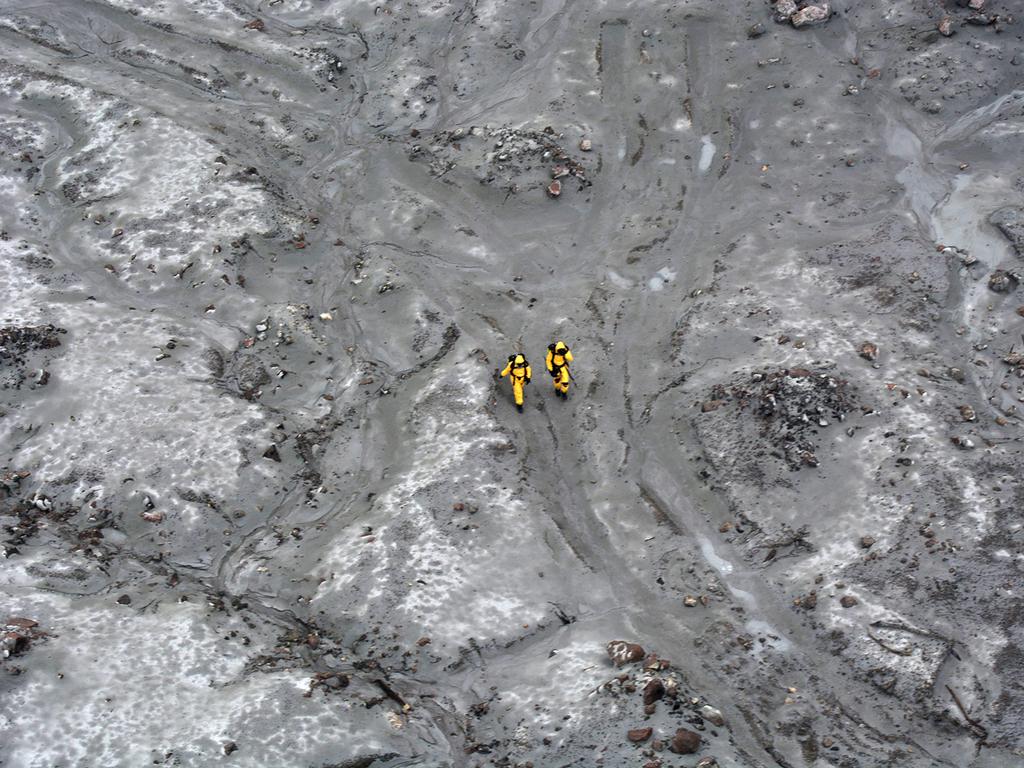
643, 678, 665, 705
747, 22, 766, 38
990, 207, 1024, 255
606, 640, 645, 666
223, 741, 238, 755
989, 270, 1018, 293
669, 728, 702, 754
116, 594, 132, 605
860, 535, 876, 549
840, 595, 859, 608
628, 727, 653, 743
262, 445, 281, 462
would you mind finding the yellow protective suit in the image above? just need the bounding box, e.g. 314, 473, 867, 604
500, 353, 532, 411
546, 341, 573, 397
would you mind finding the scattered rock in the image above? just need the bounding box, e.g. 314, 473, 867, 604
701, 399, 726, 413
858, 341, 878, 361
547, 179, 562, 198
116, 594, 132, 605
244, 18, 264, 30
606, 640, 645, 666
223, 741, 238, 755
643, 678, 665, 705
989, 270, 1018, 293
747, 22, 766, 38
141, 511, 164, 523
696, 759, 720, 768
990, 207, 1024, 255
860, 535, 876, 549
628, 727, 653, 743
840, 595, 859, 608
772, 0, 798, 23
959, 405, 977, 422
263, 445, 282, 462
579, 138, 592, 152
416, 636, 431, 646
791, 3, 830, 28
938, 16, 955, 36
795, 591, 818, 610
669, 728, 702, 755
700, 704, 726, 726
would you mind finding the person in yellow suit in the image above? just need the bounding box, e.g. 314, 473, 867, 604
546, 341, 573, 399
500, 353, 532, 412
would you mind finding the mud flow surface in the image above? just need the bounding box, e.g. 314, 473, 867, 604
1, 1, 1024, 767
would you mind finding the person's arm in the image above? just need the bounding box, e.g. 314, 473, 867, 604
500, 362, 512, 378
565, 350, 574, 363
525, 365, 532, 383
545, 349, 554, 373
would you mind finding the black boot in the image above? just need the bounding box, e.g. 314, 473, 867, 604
517, 403, 523, 413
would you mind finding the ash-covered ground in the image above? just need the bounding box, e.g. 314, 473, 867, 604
1, 1, 1023, 766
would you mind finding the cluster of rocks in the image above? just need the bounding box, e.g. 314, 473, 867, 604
407, 124, 592, 198
701, 368, 856, 470
937, 0, 1015, 34
770, 0, 831, 28
0, 324, 65, 389
603, 641, 723, 766
2, 616, 43, 660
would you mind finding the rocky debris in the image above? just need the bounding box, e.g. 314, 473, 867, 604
696, 759, 719, 768
0, 325, 66, 388
225, 353, 270, 400
670, 728, 702, 754
223, 740, 238, 755
794, 591, 818, 610
772, 0, 830, 27
988, 270, 1018, 293
408, 124, 591, 197
702, 368, 856, 470
3, 617, 43, 658
990, 207, 1024, 255
772, 0, 798, 22
0, 325, 64, 359
937, 16, 955, 35
790, 3, 831, 28
840, 595, 859, 608
860, 535, 876, 549
959, 405, 977, 422
607, 640, 645, 666
628, 727, 653, 743
747, 22, 766, 38
858, 341, 878, 361
1002, 350, 1024, 377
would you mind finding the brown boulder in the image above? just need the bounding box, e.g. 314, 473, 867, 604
643, 678, 665, 705
670, 728, 702, 754
606, 640, 645, 666
628, 727, 653, 743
